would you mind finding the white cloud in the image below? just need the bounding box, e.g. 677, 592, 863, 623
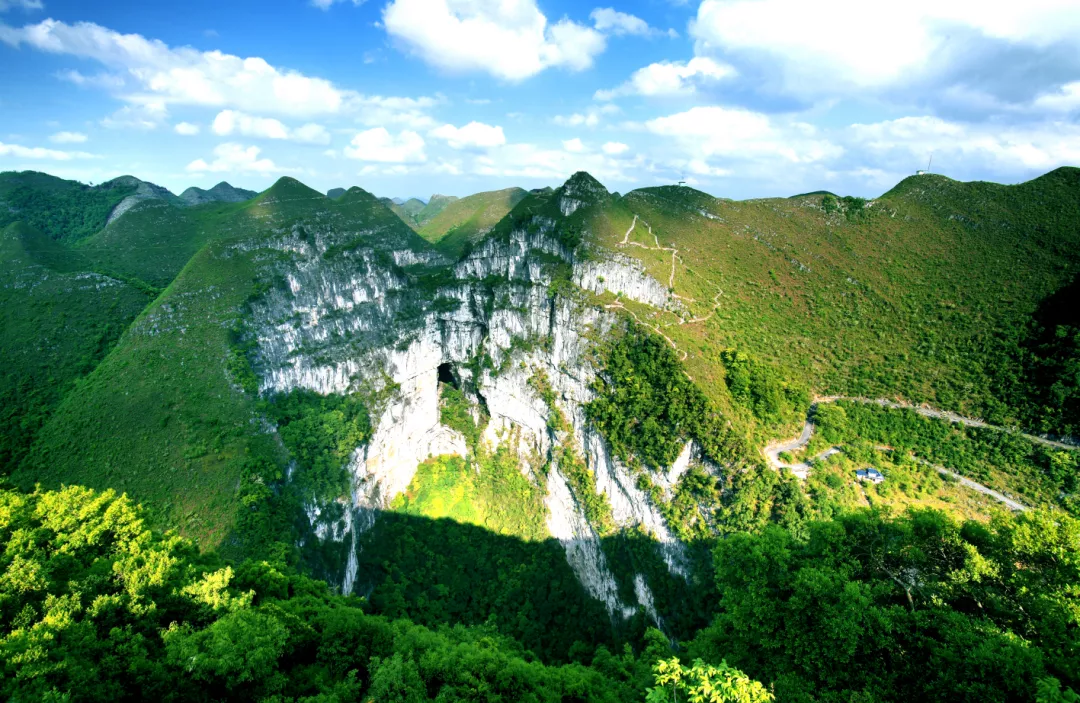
590, 7, 673, 37
213, 110, 288, 139
293, 123, 332, 145
562, 138, 585, 152
49, 131, 87, 144
55, 69, 125, 89
1033, 82, 1080, 112
0, 0, 43, 11
100, 101, 168, 130
691, 0, 1080, 99
602, 141, 629, 155
186, 142, 291, 173
344, 128, 426, 163
553, 104, 619, 127
429, 121, 505, 149
846, 115, 1080, 171
0, 141, 94, 160
210, 110, 332, 144
174, 121, 200, 135
595, 57, 736, 100
381, 0, 605, 81
354, 95, 439, 129
1, 18, 434, 123
470, 141, 641, 182
646, 106, 842, 164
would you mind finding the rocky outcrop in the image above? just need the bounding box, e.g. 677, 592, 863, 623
242, 173, 703, 624
104, 176, 181, 224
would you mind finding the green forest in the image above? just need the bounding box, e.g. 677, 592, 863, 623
2, 484, 1076, 702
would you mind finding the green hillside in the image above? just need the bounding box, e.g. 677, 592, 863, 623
77, 197, 253, 289
0, 221, 149, 470
14, 178, 441, 549
0, 170, 137, 241
382, 193, 462, 231
591, 169, 1080, 442
417, 186, 528, 256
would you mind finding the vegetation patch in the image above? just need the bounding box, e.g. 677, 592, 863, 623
587, 324, 749, 469
264, 389, 372, 504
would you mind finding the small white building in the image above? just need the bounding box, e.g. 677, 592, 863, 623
856, 467, 885, 484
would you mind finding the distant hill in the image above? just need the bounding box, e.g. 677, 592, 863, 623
180, 181, 257, 206
384, 193, 461, 231
327, 187, 347, 200
0, 171, 139, 241
417, 186, 528, 257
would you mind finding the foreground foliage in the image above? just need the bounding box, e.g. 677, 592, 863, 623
0, 483, 672, 702
690, 508, 1080, 702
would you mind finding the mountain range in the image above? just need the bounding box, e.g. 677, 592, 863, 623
1, 166, 1078, 700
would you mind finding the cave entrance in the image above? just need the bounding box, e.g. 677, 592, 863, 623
437, 362, 457, 389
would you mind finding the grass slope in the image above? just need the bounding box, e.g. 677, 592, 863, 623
77, 197, 255, 289
417, 186, 528, 257
0, 222, 149, 470
591, 169, 1080, 441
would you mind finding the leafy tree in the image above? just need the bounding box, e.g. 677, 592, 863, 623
646, 657, 773, 703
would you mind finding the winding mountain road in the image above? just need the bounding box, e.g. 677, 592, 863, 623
763, 397, 1079, 511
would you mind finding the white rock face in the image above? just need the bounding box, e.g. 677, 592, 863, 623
573, 252, 682, 311
246, 183, 704, 621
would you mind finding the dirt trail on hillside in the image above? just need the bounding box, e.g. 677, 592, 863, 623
607, 215, 724, 362
763, 397, 1079, 511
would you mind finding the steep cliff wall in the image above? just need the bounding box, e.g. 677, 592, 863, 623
241, 175, 717, 627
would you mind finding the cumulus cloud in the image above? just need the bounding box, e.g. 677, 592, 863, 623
354, 95, 439, 129
174, 121, 200, 135
602, 141, 629, 155
562, 138, 585, 152
553, 104, 619, 127
846, 115, 1080, 172
186, 142, 291, 173
381, 0, 605, 81
1033, 82, 1080, 112
645, 106, 842, 165
48, 131, 87, 144
210, 109, 332, 144
0, 18, 435, 123
55, 69, 125, 89
213, 110, 288, 139
590, 8, 674, 38
471, 141, 641, 182
429, 121, 505, 149
344, 128, 426, 162
595, 57, 736, 99
100, 101, 168, 130
0, 0, 43, 11
690, 0, 1080, 106
0, 140, 94, 160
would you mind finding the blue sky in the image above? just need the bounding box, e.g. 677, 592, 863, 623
2, 0, 1080, 200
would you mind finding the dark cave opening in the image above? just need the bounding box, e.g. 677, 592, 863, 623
437, 362, 457, 388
